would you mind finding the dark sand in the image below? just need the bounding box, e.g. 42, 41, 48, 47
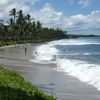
0, 44, 100, 100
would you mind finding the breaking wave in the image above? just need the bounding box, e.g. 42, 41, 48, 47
30, 38, 100, 90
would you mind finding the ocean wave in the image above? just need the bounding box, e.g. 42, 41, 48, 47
56, 58, 100, 91
65, 52, 100, 56
30, 44, 58, 64
83, 53, 100, 55
54, 52, 100, 56
30, 39, 100, 90
49, 39, 100, 46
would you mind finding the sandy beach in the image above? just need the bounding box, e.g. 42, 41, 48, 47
0, 43, 100, 100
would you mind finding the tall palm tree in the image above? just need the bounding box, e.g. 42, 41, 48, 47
6, 18, 14, 40
16, 10, 24, 25
36, 21, 42, 31
7, 18, 14, 26
25, 14, 31, 23
36, 21, 42, 39
9, 8, 16, 23
17, 10, 23, 17
17, 10, 26, 39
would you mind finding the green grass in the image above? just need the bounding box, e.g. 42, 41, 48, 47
0, 41, 16, 46
0, 67, 56, 100
0, 39, 53, 47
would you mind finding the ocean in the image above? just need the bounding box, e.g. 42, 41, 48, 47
31, 37, 100, 91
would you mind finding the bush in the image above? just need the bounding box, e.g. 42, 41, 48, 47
0, 67, 56, 100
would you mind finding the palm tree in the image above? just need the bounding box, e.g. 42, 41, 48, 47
7, 18, 14, 26
36, 21, 42, 39
36, 21, 42, 31
9, 8, 16, 23
17, 10, 27, 40
17, 10, 23, 17
6, 18, 14, 40
25, 14, 31, 23
16, 10, 24, 25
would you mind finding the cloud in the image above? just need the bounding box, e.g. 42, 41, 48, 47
68, 0, 77, 6
0, 1, 100, 34
78, 0, 91, 7
0, 0, 9, 6
68, 0, 91, 7
30, 3, 100, 34
63, 10, 100, 34
31, 3, 64, 28
0, 0, 38, 19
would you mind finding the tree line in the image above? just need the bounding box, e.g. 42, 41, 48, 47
0, 8, 66, 42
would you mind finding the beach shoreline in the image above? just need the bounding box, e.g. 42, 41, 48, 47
0, 43, 100, 100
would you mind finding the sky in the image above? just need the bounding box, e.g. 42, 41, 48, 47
0, 0, 100, 35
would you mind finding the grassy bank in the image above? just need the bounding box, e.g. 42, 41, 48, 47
0, 34, 99, 47
0, 39, 57, 47
0, 67, 56, 100
0, 40, 44, 47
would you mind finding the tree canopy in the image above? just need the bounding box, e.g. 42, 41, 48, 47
0, 8, 66, 42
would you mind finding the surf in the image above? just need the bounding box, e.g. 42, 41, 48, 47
30, 38, 100, 90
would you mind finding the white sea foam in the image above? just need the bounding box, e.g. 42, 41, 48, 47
30, 43, 59, 64
82, 52, 100, 56
30, 39, 100, 90
57, 58, 100, 91
59, 52, 100, 56
49, 39, 100, 45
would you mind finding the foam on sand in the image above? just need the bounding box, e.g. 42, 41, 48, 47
30, 38, 100, 90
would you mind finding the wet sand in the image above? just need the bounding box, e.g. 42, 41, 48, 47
0, 44, 100, 100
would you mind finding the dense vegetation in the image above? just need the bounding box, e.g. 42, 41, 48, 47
0, 8, 99, 45
0, 67, 56, 100
0, 8, 66, 43
65, 34, 100, 38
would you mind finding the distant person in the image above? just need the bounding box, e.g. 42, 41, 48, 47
34, 51, 37, 56
25, 47, 27, 54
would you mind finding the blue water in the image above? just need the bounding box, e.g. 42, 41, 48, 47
56, 37, 100, 64
31, 37, 100, 90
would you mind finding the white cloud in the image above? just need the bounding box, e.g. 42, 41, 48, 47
30, 3, 100, 34
0, 1, 100, 34
68, 0, 91, 7
31, 3, 64, 28
68, 0, 75, 6
0, 0, 38, 19
63, 10, 100, 33
78, 0, 91, 7
0, 0, 9, 6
